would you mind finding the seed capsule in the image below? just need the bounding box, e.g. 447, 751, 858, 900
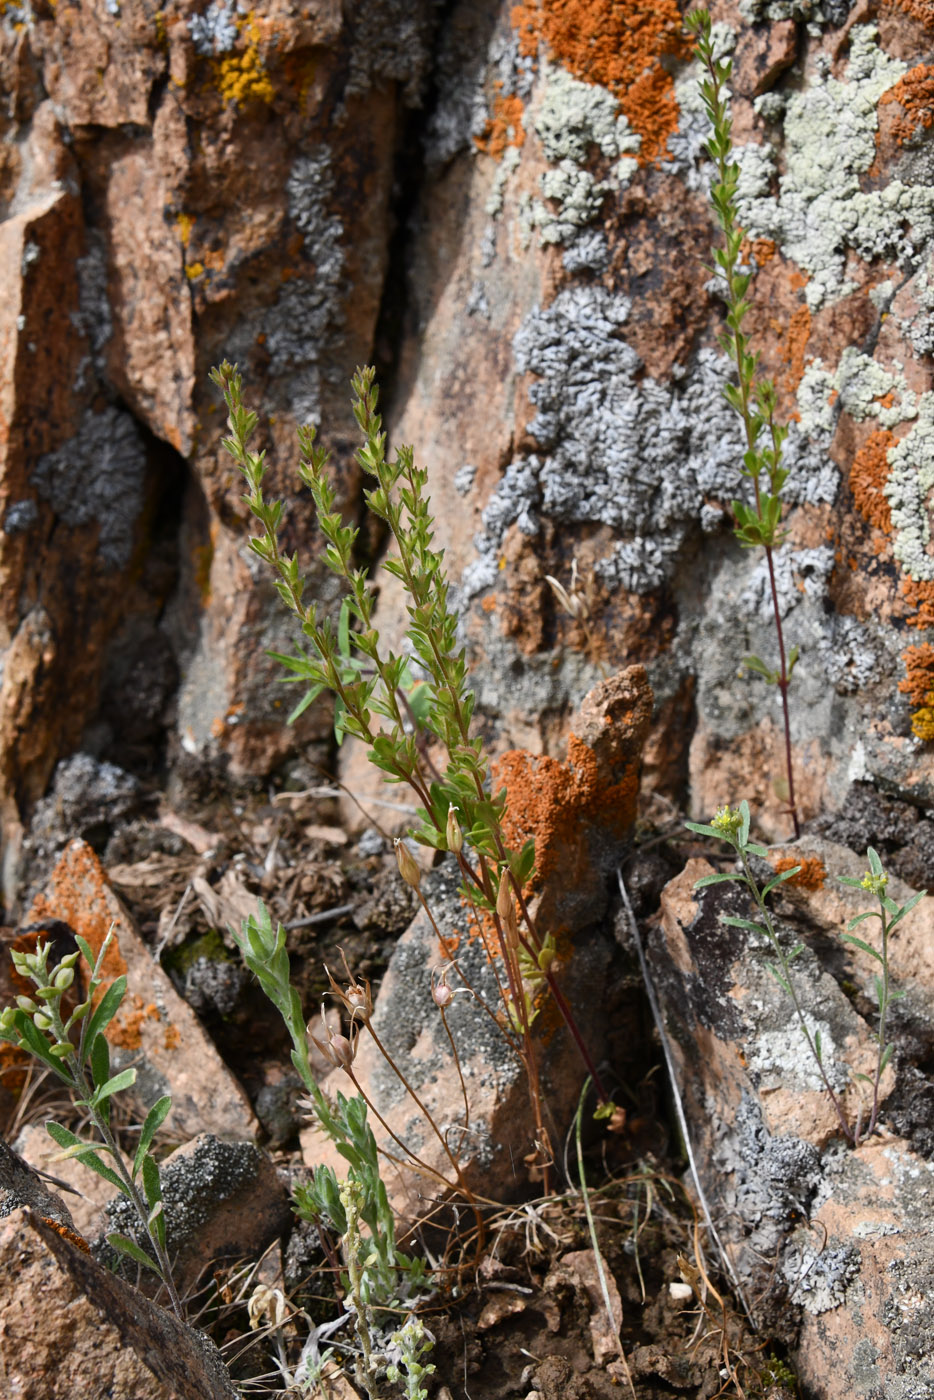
395, 838, 422, 890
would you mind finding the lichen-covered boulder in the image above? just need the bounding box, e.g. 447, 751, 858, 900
649, 837, 934, 1398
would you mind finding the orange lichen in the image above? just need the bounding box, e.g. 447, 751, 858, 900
783, 304, 811, 395
773, 853, 826, 889
902, 577, 934, 628
849, 429, 895, 534
882, 0, 934, 26
880, 63, 934, 143
898, 643, 934, 738
494, 732, 639, 890
475, 90, 527, 159
898, 643, 934, 706
510, 0, 691, 163
745, 237, 776, 265
107, 994, 161, 1051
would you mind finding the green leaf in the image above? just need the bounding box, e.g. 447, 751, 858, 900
739, 801, 751, 848
745, 842, 770, 858
684, 821, 730, 841
287, 684, 324, 724
879, 1042, 895, 1073
721, 916, 769, 935
45, 1123, 128, 1195
83, 978, 127, 1059
90, 1032, 110, 1091
889, 888, 927, 927
840, 933, 883, 961
814, 1027, 823, 1062
140, 1155, 166, 1251
92, 1067, 137, 1106
133, 1096, 172, 1178
761, 866, 801, 898
693, 872, 744, 888
845, 911, 879, 930
107, 1233, 162, 1276
867, 846, 884, 877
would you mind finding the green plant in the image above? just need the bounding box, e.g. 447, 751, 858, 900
210, 359, 615, 1190
837, 850, 920, 1137
235, 903, 433, 1394
385, 1315, 436, 1400
686, 8, 801, 838
0, 929, 180, 1314
686, 802, 924, 1144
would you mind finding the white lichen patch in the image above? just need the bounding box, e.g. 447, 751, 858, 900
796, 348, 919, 440
736, 27, 934, 310
532, 162, 611, 244
885, 392, 934, 581
741, 545, 836, 622
524, 63, 641, 246
745, 1010, 846, 1094
532, 63, 639, 164
188, 0, 242, 55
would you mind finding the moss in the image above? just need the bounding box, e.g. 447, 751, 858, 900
163, 927, 233, 978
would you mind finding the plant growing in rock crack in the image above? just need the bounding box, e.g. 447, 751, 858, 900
686, 8, 801, 839
0, 928, 181, 1315
210, 359, 617, 1193
686, 802, 925, 1145
234, 902, 433, 1391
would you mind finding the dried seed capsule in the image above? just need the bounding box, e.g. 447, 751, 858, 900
445, 806, 463, 855
395, 838, 422, 891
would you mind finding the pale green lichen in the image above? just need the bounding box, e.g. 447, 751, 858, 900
884, 392, 934, 581
485, 145, 521, 218
736, 27, 934, 310
532, 63, 639, 164
796, 349, 918, 439
526, 62, 640, 246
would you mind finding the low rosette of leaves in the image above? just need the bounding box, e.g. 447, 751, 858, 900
0, 928, 180, 1313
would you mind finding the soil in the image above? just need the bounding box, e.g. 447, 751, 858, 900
2, 779, 799, 1400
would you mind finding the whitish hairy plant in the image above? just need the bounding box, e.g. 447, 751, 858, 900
0, 929, 180, 1314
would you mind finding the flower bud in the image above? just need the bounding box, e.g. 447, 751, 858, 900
0, 1007, 16, 1031
395, 838, 422, 890
445, 806, 463, 855
15, 995, 38, 1015
49, 1042, 73, 1059
33, 1012, 52, 1031
54, 966, 75, 990
59, 951, 81, 970
432, 979, 454, 1009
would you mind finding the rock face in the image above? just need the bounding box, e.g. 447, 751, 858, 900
5, 0, 934, 889
649, 837, 934, 1399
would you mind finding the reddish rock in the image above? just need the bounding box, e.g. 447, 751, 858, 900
26, 839, 256, 1142
650, 838, 934, 1395
0, 1207, 174, 1400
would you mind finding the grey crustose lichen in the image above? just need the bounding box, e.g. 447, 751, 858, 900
462, 285, 836, 599
264, 151, 344, 425
31, 407, 147, 570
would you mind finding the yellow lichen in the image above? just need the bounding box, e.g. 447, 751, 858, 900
912, 702, 934, 741
212, 12, 274, 107
184, 261, 205, 280
176, 211, 194, 245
